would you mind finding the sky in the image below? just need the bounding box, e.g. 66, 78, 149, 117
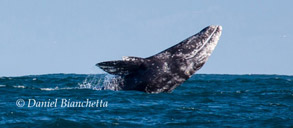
0, 0, 292, 76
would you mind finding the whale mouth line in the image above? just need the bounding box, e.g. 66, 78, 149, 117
205, 26, 220, 45
186, 26, 220, 59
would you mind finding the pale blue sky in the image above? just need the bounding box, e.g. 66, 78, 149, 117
0, 0, 292, 76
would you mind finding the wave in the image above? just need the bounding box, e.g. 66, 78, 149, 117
1, 74, 292, 93
1, 74, 124, 92
13, 85, 26, 88
40, 87, 81, 91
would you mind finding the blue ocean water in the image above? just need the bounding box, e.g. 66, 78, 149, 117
0, 74, 292, 127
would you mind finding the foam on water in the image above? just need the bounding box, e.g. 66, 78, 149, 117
40, 87, 80, 91
12, 85, 25, 88
40, 87, 59, 91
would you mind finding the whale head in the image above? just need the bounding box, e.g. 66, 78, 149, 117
153, 25, 222, 77
183, 25, 222, 72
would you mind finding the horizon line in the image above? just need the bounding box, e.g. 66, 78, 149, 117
1, 72, 292, 77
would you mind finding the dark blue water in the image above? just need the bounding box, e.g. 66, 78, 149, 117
0, 74, 292, 127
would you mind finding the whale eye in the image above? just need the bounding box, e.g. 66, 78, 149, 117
193, 63, 204, 71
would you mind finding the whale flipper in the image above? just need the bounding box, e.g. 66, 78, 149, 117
97, 57, 145, 76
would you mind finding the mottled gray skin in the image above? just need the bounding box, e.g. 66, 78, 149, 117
97, 25, 222, 93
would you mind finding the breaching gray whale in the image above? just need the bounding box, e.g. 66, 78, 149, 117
97, 25, 222, 93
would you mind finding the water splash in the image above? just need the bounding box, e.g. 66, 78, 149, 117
78, 74, 103, 89
78, 74, 123, 91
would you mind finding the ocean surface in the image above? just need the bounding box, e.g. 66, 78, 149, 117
0, 74, 292, 127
